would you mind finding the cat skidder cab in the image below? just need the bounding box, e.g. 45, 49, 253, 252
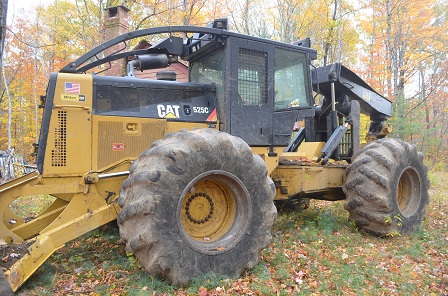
0, 19, 429, 293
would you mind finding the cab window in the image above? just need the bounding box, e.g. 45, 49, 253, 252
274, 48, 310, 110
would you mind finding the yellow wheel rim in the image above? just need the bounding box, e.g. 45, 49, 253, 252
397, 167, 421, 218
178, 171, 251, 254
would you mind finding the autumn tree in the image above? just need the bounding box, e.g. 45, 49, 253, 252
0, 0, 9, 151
0, 0, 105, 157
127, 0, 228, 30
2, 0, 447, 164
418, 0, 448, 162
359, 0, 448, 162
270, 0, 360, 66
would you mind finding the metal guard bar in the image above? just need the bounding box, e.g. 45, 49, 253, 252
60, 26, 229, 73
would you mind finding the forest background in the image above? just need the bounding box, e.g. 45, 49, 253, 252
0, 0, 447, 165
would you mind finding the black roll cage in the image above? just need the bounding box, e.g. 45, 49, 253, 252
59, 26, 230, 74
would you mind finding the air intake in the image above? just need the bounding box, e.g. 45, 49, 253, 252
51, 111, 67, 166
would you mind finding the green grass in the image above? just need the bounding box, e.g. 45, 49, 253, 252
9, 195, 55, 219
12, 171, 448, 295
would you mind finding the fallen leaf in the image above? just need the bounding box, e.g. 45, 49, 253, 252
389, 266, 399, 273
309, 281, 318, 289
199, 286, 208, 296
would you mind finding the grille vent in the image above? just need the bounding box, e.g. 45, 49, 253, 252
238, 48, 268, 105
96, 121, 166, 169
339, 129, 353, 160
51, 111, 67, 166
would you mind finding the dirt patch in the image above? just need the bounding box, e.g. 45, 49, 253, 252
0, 240, 35, 269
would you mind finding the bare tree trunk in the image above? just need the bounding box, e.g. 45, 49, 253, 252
0, 0, 8, 104
0, 0, 7, 58
1, 59, 11, 150
19, 97, 25, 155
33, 51, 39, 142
420, 63, 428, 153
385, 0, 393, 99
0, 0, 11, 150
323, 0, 339, 66
242, 0, 251, 35
33, 15, 40, 143
336, 0, 343, 62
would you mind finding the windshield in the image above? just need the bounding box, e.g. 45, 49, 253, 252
190, 47, 311, 111
190, 49, 225, 101
274, 48, 310, 110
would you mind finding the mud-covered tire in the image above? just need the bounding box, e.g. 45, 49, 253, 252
117, 129, 277, 285
343, 138, 429, 236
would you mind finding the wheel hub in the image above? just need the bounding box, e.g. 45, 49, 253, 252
177, 170, 252, 254
185, 193, 215, 224
180, 178, 236, 242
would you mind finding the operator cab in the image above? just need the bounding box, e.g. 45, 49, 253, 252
185, 23, 317, 146
56, 19, 319, 148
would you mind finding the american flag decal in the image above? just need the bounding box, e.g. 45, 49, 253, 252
65, 82, 80, 94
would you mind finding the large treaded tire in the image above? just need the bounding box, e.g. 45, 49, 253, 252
117, 129, 277, 285
343, 138, 429, 236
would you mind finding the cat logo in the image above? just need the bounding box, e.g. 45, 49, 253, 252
157, 104, 180, 118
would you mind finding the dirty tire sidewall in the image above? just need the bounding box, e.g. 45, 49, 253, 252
343, 138, 429, 236
117, 129, 277, 285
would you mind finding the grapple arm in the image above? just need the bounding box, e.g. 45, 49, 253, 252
312, 63, 392, 118
0, 162, 129, 292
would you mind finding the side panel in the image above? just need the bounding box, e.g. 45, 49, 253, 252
91, 116, 217, 171
91, 116, 166, 171
42, 74, 93, 176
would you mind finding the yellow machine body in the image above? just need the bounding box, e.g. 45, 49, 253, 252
0, 73, 217, 291
0, 73, 348, 291
0, 17, 404, 292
